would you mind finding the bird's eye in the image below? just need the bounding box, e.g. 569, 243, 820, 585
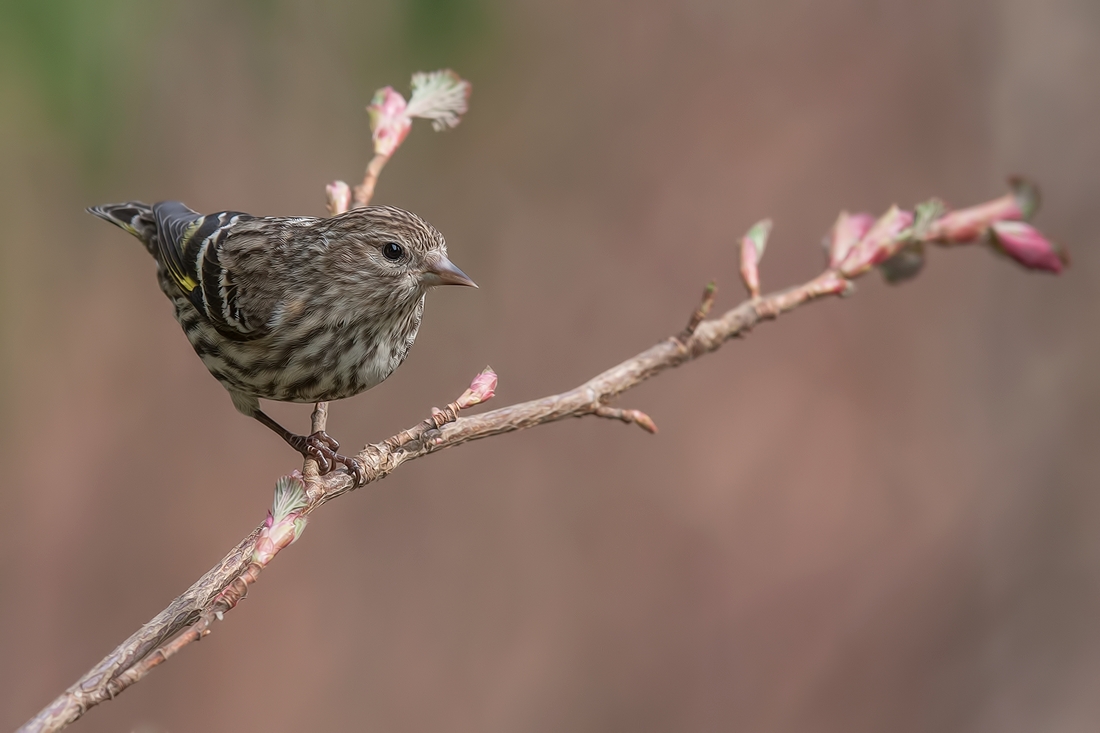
382, 242, 405, 261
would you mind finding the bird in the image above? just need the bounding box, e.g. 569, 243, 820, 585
87, 200, 477, 484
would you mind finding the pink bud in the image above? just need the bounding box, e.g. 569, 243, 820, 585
926, 179, 1039, 244
254, 474, 309, 564
367, 87, 412, 157
989, 221, 1067, 274
456, 367, 498, 409
253, 536, 277, 565
739, 219, 772, 299
267, 520, 298, 549
825, 211, 875, 269
926, 194, 1023, 244
326, 181, 351, 216
629, 410, 658, 434
839, 206, 914, 277
253, 514, 308, 565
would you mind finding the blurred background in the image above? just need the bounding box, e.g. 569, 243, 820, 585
1, 0, 1098, 730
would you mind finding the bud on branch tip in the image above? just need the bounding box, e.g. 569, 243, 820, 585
826, 211, 875, 270
838, 206, 914, 278
740, 219, 772, 299
989, 221, 1067, 274
326, 181, 352, 216
255, 475, 310, 565
368, 70, 472, 158
926, 177, 1040, 245
456, 367, 498, 410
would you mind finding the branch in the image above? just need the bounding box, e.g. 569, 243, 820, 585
19, 267, 841, 733
20, 77, 1067, 733
322, 270, 853, 504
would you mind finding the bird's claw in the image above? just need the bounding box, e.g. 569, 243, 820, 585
303, 439, 333, 474
301, 431, 364, 486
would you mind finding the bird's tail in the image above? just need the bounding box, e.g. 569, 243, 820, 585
87, 202, 158, 256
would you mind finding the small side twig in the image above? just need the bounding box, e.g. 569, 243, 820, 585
352, 153, 390, 208
678, 281, 717, 343
593, 406, 659, 434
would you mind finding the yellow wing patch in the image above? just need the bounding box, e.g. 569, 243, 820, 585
163, 221, 200, 293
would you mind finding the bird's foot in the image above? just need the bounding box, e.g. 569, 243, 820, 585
295, 431, 365, 486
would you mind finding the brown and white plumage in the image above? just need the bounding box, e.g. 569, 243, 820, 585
88, 200, 476, 479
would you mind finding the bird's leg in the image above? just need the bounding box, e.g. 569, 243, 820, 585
251, 410, 365, 486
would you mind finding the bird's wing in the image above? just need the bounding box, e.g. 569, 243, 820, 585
153, 201, 263, 341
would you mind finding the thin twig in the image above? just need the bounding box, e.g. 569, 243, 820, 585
352, 153, 390, 208
593, 406, 658, 434
678, 281, 717, 342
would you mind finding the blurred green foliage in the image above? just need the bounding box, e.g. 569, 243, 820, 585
0, 0, 493, 176
400, 0, 491, 69
0, 0, 160, 175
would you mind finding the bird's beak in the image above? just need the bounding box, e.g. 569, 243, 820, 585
422, 254, 478, 288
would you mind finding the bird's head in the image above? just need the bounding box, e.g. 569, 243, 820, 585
322, 205, 476, 304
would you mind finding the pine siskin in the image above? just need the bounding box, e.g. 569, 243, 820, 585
88, 201, 476, 482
